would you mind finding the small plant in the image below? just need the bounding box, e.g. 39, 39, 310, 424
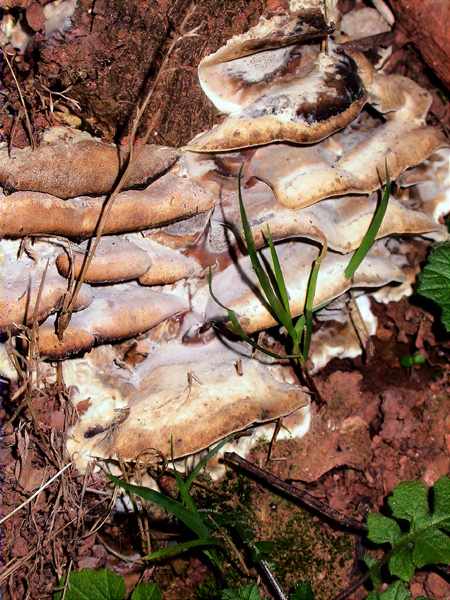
417, 240, 450, 332
54, 568, 161, 600
362, 476, 450, 596
399, 352, 426, 368
209, 167, 326, 366
110, 438, 232, 567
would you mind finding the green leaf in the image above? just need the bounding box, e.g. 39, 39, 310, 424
345, 173, 391, 279
221, 584, 262, 600
238, 168, 291, 332
54, 568, 125, 600
399, 352, 426, 368
379, 581, 411, 600
130, 583, 162, 600
208, 269, 305, 362
109, 476, 211, 539
302, 239, 326, 360
185, 436, 233, 491
364, 554, 382, 588
413, 527, 450, 567
388, 544, 415, 582
434, 476, 450, 529
250, 540, 275, 562
367, 513, 402, 546
264, 227, 291, 316
367, 477, 450, 584
388, 481, 429, 523
417, 241, 450, 331
290, 581, 315, 600
143, 538, 219, 561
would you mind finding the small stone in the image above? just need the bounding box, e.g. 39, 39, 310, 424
26, 3, 45, 31
424, 572, 450, 599
423, 455, 450, 486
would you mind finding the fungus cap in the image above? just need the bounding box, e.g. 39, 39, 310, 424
206, 239, 407, 334
0, 240, 91, 332
66, 339, 310, 463
0, 161, 215, 239
38, 284, 189, 360
0, 127, 178, 198
56, 237, 152, 284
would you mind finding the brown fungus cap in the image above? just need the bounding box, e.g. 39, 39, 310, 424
135, 238, 202, 285
56, 237, 152, 284
185, 9, 367, 152
0, 161, 215, 239
38, 284, 189, 360
245, 98, 447, 210
206, 239, 407, 334
216, 178, 448, 253
0, 240, 92, 333
71, 339, 309, 462
0, 127, 179, 198
187, 46, 366, 152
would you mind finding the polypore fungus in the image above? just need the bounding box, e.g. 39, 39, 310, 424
186, 8, 368, 151
0, 240, 91, 332
67, 338, 310, 466
1, 1, 449, 476
37, 283, 188, 360
0, 127, 179, 198
0, 157, 215, 239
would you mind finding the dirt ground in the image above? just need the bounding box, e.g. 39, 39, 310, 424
0, 0, 449, 599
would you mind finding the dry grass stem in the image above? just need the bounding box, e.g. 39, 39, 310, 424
1, 47, 35, 149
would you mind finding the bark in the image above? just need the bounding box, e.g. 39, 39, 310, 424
389, 0, 450, 89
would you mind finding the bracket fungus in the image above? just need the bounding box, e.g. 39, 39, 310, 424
1, 1, 449, 476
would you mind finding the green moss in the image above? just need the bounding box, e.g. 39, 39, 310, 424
261, 498, 354, 596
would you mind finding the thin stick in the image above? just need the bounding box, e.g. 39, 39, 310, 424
0, 462, 72, 525
223, 453, 367, 533
1, 47, 35, 150
258, 560, 288, 600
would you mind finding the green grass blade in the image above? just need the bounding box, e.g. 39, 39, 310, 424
185, 436, 234, 491
302, 240, 327, 360
144, 538, 219, 562
109, 475, 211, 539
345, 171, 391, 279
238, 168, 292, 331
208, 268, 305, 360
169, 435, 198, 514
264, 226, 293, 316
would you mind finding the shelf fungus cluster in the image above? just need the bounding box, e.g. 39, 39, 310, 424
1, 1, 449, 474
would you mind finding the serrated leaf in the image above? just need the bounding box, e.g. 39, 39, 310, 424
388, 481, 429, 523
379, 581, 411, 600
130, 583, 162, 600
54, 568, 125, 600
221, 584, 262, 600
434, 476, 450, 529
290, 581, 315, 600
413, 527, 450, 567
368, 477, 450, 585
367, 513, 402, 545
417, 241, 450, 331
388, 544, 415, 582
